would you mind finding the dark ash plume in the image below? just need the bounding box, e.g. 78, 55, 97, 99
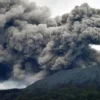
0, 1, 100, 88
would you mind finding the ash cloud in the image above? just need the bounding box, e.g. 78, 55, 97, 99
0, 0, 100, 88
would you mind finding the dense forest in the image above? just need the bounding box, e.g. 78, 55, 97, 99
0, 85, 100, 100
0, 89, 22, 100
13, 86, 100, 100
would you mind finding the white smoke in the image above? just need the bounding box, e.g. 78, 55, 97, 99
0, 80, 26, 90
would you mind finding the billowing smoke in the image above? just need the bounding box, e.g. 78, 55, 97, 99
0, 0, 100, 88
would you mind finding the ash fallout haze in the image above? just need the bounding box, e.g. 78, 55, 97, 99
0, 0, 100, 89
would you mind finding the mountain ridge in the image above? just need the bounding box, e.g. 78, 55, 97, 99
26, 66, 100, 92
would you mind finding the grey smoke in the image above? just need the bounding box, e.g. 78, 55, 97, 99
0, 0, 100, 88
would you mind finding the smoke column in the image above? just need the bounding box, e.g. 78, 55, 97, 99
0, 0, 100, 89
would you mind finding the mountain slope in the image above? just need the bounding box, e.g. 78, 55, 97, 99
1, 66, 100, 100
26, 66, 100, 92
14, 65, 100, 100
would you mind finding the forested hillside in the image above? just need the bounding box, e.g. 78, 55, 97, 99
14, 86, 100, 100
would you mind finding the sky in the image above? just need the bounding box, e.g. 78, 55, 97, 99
29, 0, 100, 17
28, 0, 100, 51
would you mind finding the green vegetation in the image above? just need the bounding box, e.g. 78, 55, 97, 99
0, 89, 22, 100
14, 86, 100, 100
1, 86, 100, 100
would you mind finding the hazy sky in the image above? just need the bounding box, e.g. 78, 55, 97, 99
29, 0, 100, 17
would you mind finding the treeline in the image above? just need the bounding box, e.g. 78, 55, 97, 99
1, 85, 100, 100
14, 86, 100, 100
0, 89, 22, 100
